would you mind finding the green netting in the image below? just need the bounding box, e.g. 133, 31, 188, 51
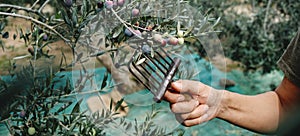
0, 55, 282, 135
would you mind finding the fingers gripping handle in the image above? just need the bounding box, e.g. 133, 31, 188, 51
182, 93, 193, 101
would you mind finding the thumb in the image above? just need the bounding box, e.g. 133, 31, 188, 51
171, 80, 201, 95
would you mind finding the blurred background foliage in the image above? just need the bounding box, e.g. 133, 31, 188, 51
192, 0, 300, 73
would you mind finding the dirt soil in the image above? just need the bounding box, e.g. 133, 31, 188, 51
0, 17, 81, 75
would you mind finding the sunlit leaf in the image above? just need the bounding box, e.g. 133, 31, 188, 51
212, 17, 221, 28
184, 26, 194, 36
135, 58, 146, 65
112, 26, 123, 38
71, 7, 78, 26
12, 55, 31, 60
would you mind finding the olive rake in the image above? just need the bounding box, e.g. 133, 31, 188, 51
127, 45, 181, 102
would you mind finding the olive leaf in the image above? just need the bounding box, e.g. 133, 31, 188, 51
114, 98, 124, 111
112, 26, 123, 38
135, 58, 146, 65
101, 71, 108, 90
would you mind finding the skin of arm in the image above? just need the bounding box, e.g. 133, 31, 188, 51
218, 76, 300, 133
163, 77, 300, 134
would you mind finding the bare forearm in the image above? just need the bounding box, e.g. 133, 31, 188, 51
164, 78, 300, 133
217, 90, 281, 134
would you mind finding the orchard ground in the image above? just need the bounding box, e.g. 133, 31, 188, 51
0, 1, 246, 120
0, 1, 282, 135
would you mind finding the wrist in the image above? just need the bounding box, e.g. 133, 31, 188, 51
204, 88, 226, 119
216, 90, 229, 119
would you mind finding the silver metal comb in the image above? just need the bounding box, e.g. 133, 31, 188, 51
128, 45, 181, 102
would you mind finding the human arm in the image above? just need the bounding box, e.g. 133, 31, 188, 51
218, 76, 300, 133
218, 28, 300, 133
164, 77, 300, 134
164, 28, 300, 134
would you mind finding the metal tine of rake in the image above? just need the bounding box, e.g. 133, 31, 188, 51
142, 48, 173, 80
127, 45, 181, 102
150, 55, 169, 73
157, 47, 174, 66
152, 48, 174, 73
143, 54, 168, 76
139, 61, 162, 85
149, 46, 173, 68
135, 51, 164, 90
128, 50, 156, 91
140, 46, 170, 83
142, 59, 164, 81
132, 59, 160, 90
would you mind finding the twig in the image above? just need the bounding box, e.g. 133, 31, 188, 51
52, 22, 65, 29
31, 0, 40, 9
4, 120, 13, 134
124, 21, 149, 31
0, 3, 47, 20
38, 0, 51, 13
111, 9, 144, 39
0, 4, 39, 14
0, 12, 70, 43
59, 121, 70, 131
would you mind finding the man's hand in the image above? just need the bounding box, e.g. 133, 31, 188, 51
163, 80, 224, 126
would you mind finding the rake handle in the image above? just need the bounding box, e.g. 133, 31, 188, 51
154, 57, 181, 103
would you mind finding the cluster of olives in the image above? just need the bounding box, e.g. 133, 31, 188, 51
124, 28, 141, 37
17, 111, 36, 135
104, 0, 123, 9
104, 0, 140, 16
150, 30, 185, 46
65, 0, 186, 47
98, 0, 136, 12
99, 0, 143, 38
106, 0, 185, 46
